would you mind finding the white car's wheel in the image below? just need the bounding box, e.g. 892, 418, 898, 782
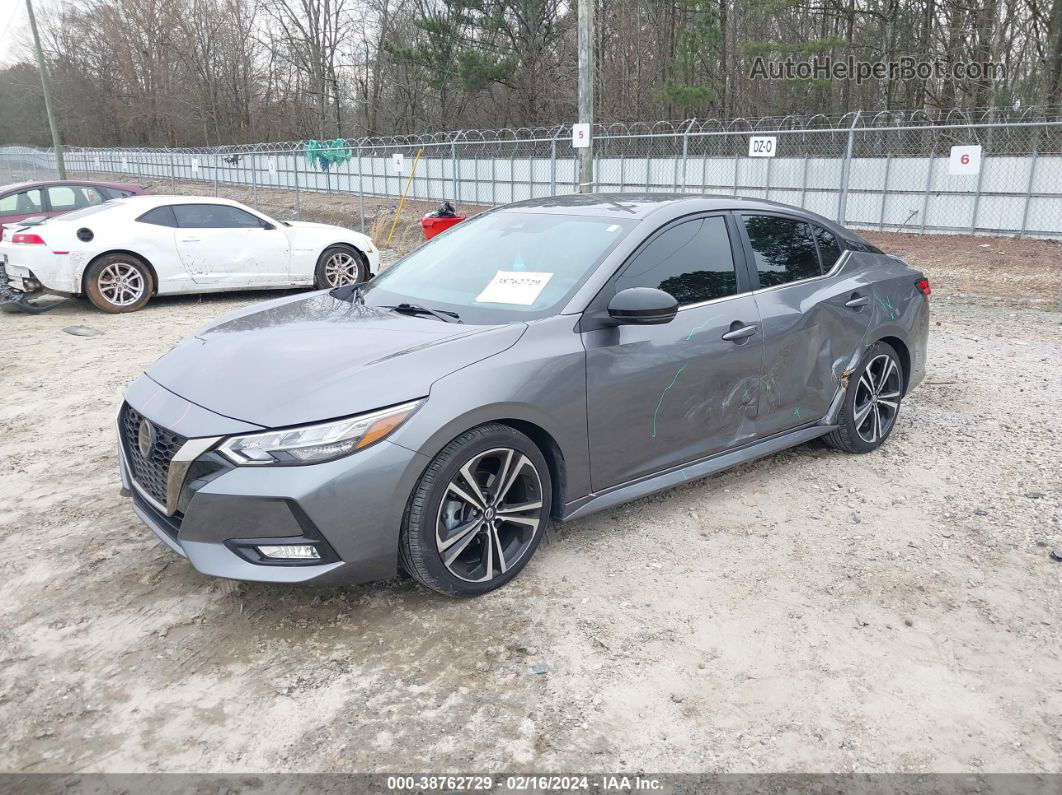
315, 245, 368, 289
84, 254, 154, 313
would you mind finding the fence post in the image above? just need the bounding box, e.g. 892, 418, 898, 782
800, 153, 810, 208
1019, 148, 1039, 238
920, 149, 936, 234
968, 151, 987, 235
678, 119, 694, 193
837, 110, 860, 224
169, 152, 175, 191
451, 134, 459, 202
251, 151, 258, 206
213, 153, 219, 197
878, 154, 892, 230
357, 144, 365, 234
550, 135, 557, 196
294, 149, 301, 218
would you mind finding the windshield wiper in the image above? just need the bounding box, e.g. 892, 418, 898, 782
383, 303, 462, 323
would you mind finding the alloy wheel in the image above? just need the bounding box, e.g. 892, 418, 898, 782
323, 251, 360, 286
853, 354, 902, 444
435, 447, 545, 583
97, 262, 145, 307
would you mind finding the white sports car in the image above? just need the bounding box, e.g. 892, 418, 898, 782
0, 195, 379, 312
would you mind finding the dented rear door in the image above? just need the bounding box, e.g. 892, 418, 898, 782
739, 214, 873, 438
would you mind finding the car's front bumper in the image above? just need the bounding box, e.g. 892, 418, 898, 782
118, 375, 429, 586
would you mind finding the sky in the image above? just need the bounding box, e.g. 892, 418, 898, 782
0, 0, 28, 67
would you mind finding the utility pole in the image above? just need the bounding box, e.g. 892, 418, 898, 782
577, 0, 593, 193
26, 0, 66, 178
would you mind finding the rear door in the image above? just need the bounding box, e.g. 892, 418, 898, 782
583, 213, 763, 491
172, 203, 290, 286
739, 214, 873, 437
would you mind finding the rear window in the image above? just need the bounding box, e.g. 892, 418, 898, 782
138, 206, 178, 227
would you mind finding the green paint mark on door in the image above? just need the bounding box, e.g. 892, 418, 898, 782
651, 364, 688, 438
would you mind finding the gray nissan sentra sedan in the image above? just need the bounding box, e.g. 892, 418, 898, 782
117, 194, 930, 596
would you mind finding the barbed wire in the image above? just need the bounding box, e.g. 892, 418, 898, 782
3, 106, 1061, 156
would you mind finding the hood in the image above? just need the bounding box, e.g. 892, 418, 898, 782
147, 291, 526, 428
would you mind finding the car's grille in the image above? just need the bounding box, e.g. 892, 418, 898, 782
120, 403, 186, 508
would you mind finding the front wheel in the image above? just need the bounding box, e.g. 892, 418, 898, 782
823, 341, 904, 453
314, 245, 367, 289
400, 424, 552, 597
84, 254, 153, 313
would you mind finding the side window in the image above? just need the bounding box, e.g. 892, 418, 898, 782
173, 204, 263, 229
0, 189, 43, 217
615, 216, 738, 306
81, 186, 106, 205
47, 186, 84, 211
743, 215, 821, 288
813, 225, 842, 272
138, 206, 178, 227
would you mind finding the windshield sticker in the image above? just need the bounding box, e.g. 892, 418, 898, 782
475, 271, 553, 306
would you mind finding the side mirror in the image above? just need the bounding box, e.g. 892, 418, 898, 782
261, 222, 276, 230
607, 287, 678, 325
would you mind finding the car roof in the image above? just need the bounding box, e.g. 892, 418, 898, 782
499, 192, 847, 230
114, 194, 245, 207
0, 179, 145, 194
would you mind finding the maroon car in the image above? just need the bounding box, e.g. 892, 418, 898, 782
0, 179, 146, 239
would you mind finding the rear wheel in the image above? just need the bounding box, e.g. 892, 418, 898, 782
400, 424, 551, 597
314, 245, 367, 289
84, 254, 153, 313
824, 341, 904, 453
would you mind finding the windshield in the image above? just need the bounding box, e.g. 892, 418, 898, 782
363, 211, 636, 324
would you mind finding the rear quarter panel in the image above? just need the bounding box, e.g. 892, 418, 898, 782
860, 253, 930, 393
69, 213, 190, 295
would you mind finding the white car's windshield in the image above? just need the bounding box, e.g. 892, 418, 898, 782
363, 211, 636, 324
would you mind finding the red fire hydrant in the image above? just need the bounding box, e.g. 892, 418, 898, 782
422, 201, 465, 240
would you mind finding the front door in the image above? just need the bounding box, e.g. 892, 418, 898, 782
172, 203, 290, 286
738, 213, 874, 437
583, 214, 764, 492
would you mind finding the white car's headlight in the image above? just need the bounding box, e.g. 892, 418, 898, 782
218, 400, 422, 466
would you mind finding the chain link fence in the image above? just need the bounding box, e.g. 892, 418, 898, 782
3, 107, 1061, 239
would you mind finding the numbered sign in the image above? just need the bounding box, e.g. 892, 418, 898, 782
191, 158, 200, 174
748, 136, 777, 157
572, 123, 591, 149
93, 156, 101, 169
949, 145, 981, 175
267, 157, 277, 175
120, 156, 128, 170
392, 153, 405, 173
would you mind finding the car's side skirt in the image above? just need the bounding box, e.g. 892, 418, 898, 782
562, 423, 835, 522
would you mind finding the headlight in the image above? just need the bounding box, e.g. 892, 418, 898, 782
218, 400, 422, 465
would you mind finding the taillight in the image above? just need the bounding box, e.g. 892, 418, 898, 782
12, 233, 46, 245
915, 278, 931, 297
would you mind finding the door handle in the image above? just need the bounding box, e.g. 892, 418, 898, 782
845, 295, 870, 309
179, 237, 201, 243
721, 323, 758, 342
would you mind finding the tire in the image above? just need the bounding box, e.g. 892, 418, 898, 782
823, 341, 904, 453
83, 254, 154, 313
314, 244, 368, 289
400, 423, 552, 597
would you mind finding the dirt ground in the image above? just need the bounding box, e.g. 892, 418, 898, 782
0, 206, 1060, 775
